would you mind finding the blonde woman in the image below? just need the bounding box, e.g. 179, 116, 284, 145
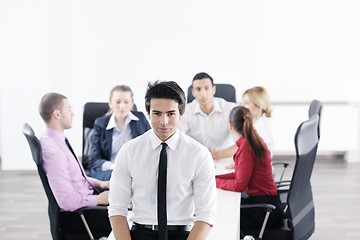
242, 86, 274, 155
211, 86, 274, 164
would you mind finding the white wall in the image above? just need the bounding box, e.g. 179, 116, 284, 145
1, 0, 360, 170
271, 103, 360, 159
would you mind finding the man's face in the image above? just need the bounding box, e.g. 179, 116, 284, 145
148, 98, 181, 141
191, 78, 216, 106
58, 99, 74, 130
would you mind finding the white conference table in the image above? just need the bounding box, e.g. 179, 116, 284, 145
208, 158, 241, 240
108, 158, 241, 240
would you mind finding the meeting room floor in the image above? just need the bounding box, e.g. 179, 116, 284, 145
0, 155, 359, 240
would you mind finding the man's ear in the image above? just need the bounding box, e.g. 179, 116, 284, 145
213, 84, 216, 95
53, 109, 61, 120
180, 108, 186, 119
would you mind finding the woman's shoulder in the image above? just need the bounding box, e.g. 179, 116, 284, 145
94, 114, 111, 126
237, 137, 253, 154
132, 110, 148, 119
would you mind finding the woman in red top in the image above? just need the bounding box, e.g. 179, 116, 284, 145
216, 106, 284, 233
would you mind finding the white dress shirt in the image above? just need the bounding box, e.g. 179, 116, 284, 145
179, 97, 237, 150
254, 114, 274, 156
108, 130, 217, 226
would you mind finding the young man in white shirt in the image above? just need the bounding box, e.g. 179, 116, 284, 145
108, 81, 217, 240
179, 72, 238, 160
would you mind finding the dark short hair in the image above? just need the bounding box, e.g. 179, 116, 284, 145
192, 72, 214, 86
39, 92, 67, 123
145, 80, 186, 115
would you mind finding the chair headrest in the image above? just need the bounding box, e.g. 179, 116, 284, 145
22, 122, 35, 136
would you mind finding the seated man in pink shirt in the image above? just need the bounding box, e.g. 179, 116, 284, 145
39, 92, 111, 237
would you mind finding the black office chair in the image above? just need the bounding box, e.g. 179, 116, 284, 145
82, 102, 110, 171
22, 123, 111, 240
273, 99, 323, 183
241, 114, 319, 240
308, 99, 322, 139
187, 83, 237, 103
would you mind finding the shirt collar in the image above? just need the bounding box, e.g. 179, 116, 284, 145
193, 97, 223, 115
45, 128, 66, 143
150, 129, 179, 151
106, 112, 139, 130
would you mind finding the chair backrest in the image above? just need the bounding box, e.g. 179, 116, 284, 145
22, 123, 61, 240
308, 99, 323, 139
187, 83, 237, 103
286, 114, 319, 240
83, 102, 110, 129
82, 102, 110, 170
246, 116, 319, 240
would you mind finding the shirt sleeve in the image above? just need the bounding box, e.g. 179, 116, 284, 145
193, 149, 217, 226
87, 176, 100, 187
215, 143, 254, 193
108, 145, 132, 218
216, 172, 235, 180
89, 119, 109, 171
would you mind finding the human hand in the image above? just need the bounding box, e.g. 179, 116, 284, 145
99, 180, 110, 190
96, 190, 109, 205
210, 148, 221, 160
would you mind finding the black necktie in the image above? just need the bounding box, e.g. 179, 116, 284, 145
65, 138, 87, 179
158, 142, 168, 240
65, 138, 99, 194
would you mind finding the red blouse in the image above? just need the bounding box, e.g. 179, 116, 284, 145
216, 137, 278, 196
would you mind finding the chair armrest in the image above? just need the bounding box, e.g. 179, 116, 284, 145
276, 180, 291, 191
75, 205, 108, 214
272, 161, 290, 168
272, 161, 291, 182
276, 180, 291, 185
240, 203, 276, 210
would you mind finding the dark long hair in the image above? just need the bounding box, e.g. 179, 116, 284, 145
229, 106, 267, 164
